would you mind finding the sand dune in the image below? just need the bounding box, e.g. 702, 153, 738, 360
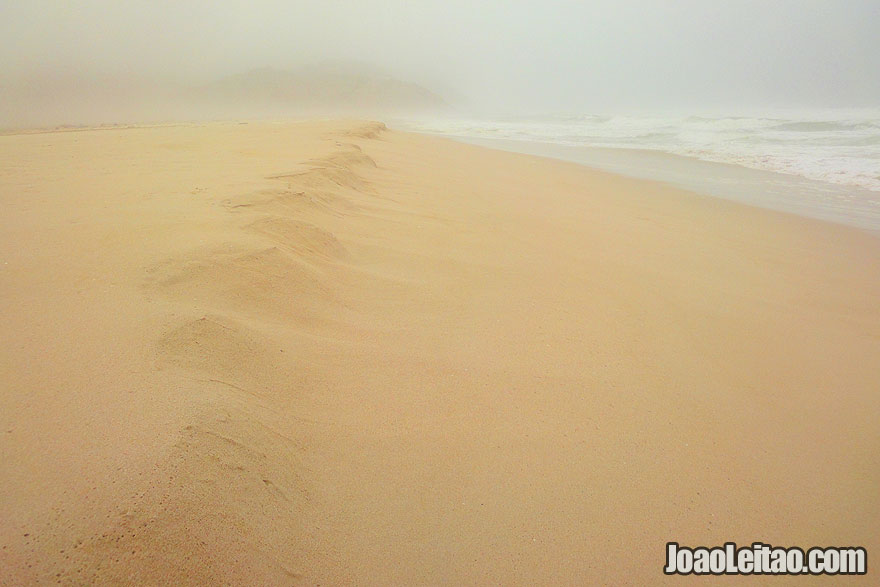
1, 120, 879, 584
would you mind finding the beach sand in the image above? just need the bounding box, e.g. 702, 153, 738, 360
1, 120, 878, 584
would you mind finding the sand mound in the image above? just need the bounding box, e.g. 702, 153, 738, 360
225, 187, 356, 217
149, 247, 330, 324
149, 141, 381, 330
271, 165, 371, 193
49, 409, 313, 585
343, 121, 387, 139
246, 216, 349, 261
156, 315, 273, 380
312, 149, 378, 170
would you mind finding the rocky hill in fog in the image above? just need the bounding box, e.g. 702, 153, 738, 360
199, 63, 448, 115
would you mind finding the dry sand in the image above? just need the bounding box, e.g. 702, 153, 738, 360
1, 120, 878, 584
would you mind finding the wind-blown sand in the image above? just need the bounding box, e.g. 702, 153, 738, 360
1, 120, 878, 584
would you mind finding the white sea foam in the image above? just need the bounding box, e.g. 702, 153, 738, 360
406, 112, 880, 193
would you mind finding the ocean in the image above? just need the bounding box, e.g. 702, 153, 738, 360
403, 112, 880, 231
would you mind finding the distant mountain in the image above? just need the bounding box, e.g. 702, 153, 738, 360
197, 63, 448, 115
0, 63, 449, 129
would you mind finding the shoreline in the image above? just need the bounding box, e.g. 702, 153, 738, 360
2, 120, 879, 584
408, 130, 880, 233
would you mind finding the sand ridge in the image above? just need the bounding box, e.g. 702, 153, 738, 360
2, 121, 389, 584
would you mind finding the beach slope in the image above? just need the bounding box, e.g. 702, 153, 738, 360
1, 121, 878, 584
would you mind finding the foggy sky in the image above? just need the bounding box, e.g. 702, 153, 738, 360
2, 0, 879, 115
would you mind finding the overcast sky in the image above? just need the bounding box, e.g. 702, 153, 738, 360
2, 0, 878, 114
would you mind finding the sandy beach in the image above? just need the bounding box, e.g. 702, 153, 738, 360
1, 120, 879, 584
